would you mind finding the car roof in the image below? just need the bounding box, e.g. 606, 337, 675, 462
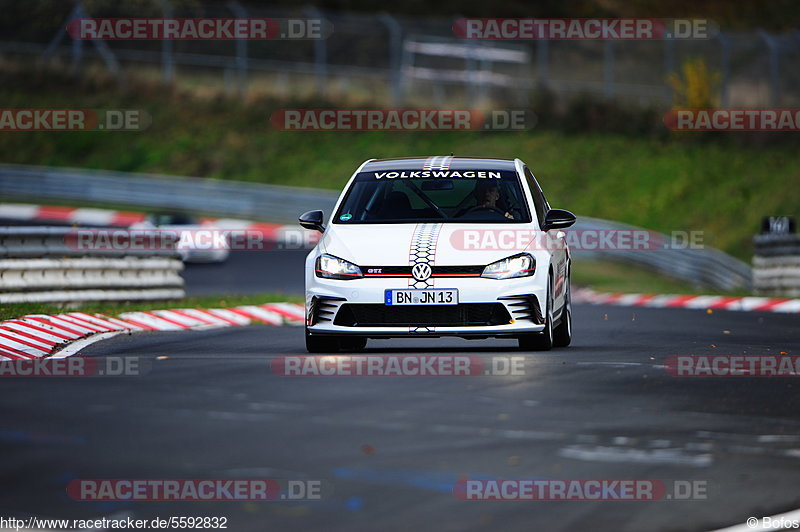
362, 156, 518, 172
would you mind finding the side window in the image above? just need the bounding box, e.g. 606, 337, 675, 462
524, 167, 547, 227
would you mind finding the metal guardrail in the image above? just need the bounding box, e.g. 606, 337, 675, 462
0, 226, 185, 303
0, 164, 753, 292
0, 226, 178, 257
753, 234, 800, 297
573, 217, 753, 292
0, 164, 340, 224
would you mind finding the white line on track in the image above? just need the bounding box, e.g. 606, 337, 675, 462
48, 331, 127, 358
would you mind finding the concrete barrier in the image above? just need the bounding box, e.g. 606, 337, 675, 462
0, 227, 185, 303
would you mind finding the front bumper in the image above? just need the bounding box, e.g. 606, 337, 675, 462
305, 276, 547, 338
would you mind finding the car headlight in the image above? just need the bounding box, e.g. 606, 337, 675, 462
481, 253, 535, 279
315, 254, 363, 280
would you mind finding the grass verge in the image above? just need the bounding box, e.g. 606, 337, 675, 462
2, 67, 798, 263
572, 259, 751, 296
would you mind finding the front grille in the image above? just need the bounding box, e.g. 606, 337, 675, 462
431, 265, 484, 276
361, 265, 484, 277
333, 303, 511, 327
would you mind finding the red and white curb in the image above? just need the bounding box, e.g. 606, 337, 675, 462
0, 202, 325, 249
574, 288, 800, 314
0, 203, 148, 226
0, 202, 306, 241
0, 303, 305, 360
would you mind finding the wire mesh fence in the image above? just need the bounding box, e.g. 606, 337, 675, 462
1, 0, 798, 108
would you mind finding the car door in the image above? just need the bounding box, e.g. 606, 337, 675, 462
524, 166, 568, 309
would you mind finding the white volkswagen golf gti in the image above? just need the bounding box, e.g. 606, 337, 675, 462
300, 156, 576, 352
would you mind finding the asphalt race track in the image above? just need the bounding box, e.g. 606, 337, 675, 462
3, 274, 800, 531
182, 250, 309, 296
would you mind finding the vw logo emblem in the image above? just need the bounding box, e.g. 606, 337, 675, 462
411, 262, 432, 281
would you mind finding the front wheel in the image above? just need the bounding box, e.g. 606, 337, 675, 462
340, 336, 367, 352
553, 277, 572, 348
305, 328, 340, 353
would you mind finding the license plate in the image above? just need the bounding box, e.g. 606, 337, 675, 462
385, 289, 458, 305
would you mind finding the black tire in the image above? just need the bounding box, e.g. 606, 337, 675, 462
339, 336, 368, 352
305, 328, 340, 353
553, 274, 572, 348
518, 277, 554, 351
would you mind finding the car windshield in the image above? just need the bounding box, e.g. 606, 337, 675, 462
334, 169, 531, 224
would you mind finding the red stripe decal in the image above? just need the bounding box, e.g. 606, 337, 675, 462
261, 305, 303, 321
708, 297, 742, 309
35, 205, 75, 221
52, 315, 107, 333
0, 346, 33, 359
754, 298, 790, 311
166, 309, 217, 326
0, 329, 54, 351
114, 317, 157, 331
0, 339, 41, 358
194, 309, 240, 326
27, 317, 88, 336
6, 320, 74, 341
144, 312, 190, 329
66, 313, 121, 331
665, 295, 697, 307
225, 307, 265, 322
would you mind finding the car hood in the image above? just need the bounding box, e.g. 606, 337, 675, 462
321, 223, 535, 266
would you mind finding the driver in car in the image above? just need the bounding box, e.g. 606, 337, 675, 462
474, 180, 515, 219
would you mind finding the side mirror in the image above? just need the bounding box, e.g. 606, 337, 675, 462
299, 210, 325, 233
542, 209, 576, 230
